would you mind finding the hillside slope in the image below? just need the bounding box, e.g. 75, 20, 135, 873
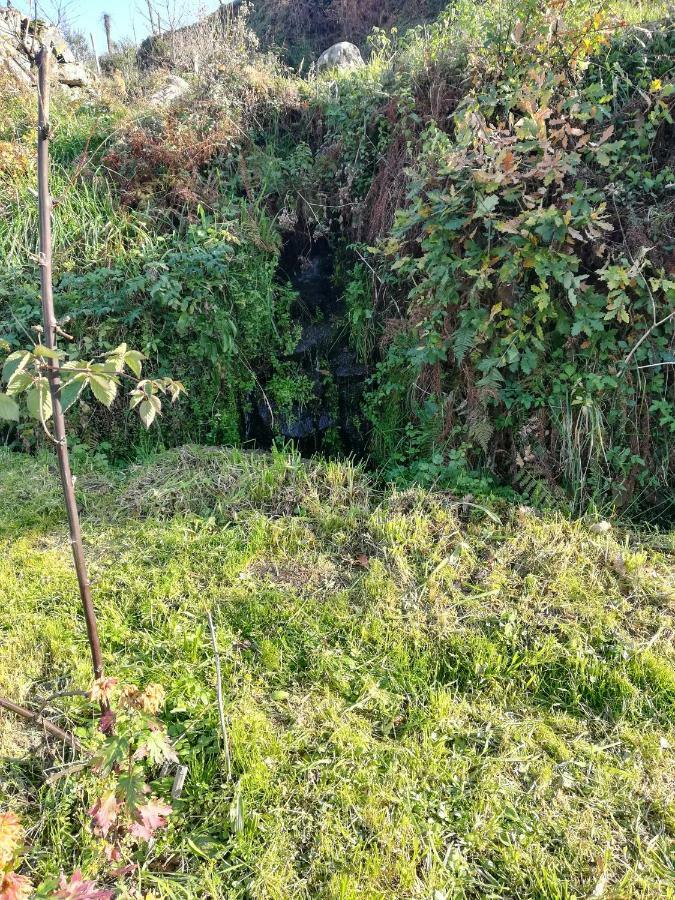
1, 1, 673, 521
1, 447, 674, 897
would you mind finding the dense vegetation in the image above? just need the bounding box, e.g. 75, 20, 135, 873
1, 447, 674, 896
2, 0, 673, 519
248, 0, 449, 65
0, 2, 674, 896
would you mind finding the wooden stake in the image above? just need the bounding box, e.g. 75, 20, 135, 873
36, 48, 106, 693
89, 32, 101, 75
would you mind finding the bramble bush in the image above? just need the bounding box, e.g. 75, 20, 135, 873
320, 1, 674, 515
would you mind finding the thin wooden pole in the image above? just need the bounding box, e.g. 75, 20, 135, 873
36, 48, 106, 690
89, 32, 101, 75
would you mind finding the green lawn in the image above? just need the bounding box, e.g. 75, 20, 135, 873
0, 447, 673, 898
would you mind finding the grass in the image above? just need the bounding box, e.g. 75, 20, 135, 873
0, 446, 673, 898
0, 83, 146, 274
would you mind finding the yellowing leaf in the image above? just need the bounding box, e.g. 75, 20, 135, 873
89, 374, 118, 407
33, 344, 62, 360
59, 375, 87, 412
26, 379, 53, 422
6, 370, 32, 397
124, 350, 145, 378
0, 811, 23, 866
139, 398, 159, 428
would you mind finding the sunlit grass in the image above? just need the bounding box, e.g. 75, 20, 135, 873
0, 448, 673, 897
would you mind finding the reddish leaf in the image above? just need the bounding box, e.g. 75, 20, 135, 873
98, 709, 116, 735
129, 799, 172, 843
501, 149, 516, 172
354, 554, 370, 568
0, 812, 23, 867
88, 792, 119, 838
109, 864, 136, 878
88, 678, 118, 705
128, 820, 153, 842
0, 872, 32, 900
103, 843, 121, 863
53, 870, 113, 899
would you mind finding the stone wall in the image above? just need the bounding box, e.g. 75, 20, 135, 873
0, 6, 90, 89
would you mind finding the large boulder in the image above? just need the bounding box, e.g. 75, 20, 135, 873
317, 42, 365, 74
0, 6, 91, 90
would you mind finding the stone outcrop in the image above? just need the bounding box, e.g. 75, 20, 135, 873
0, 6, 91, 89
317, 42, 365, 74
147, 73, 189, 107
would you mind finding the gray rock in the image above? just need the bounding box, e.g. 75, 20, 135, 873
0, 5, 91, 89
57, 61, 89, 87
317, 42, 365, 74
148, 74, 190, 107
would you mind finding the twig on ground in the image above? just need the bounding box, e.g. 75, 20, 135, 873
0, 696, 82, 751
207, 610, 232, 779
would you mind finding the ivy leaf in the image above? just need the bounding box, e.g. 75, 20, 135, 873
0, 393, 20, 422
89, 374, 118, 407
26, 380, 53, 422
2, 350, 32, 384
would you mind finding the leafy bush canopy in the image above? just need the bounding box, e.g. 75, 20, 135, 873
0, 0, 673, 519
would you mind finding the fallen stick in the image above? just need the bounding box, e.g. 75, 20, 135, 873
0, 696, 82, 751
207, 611, 232, 779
